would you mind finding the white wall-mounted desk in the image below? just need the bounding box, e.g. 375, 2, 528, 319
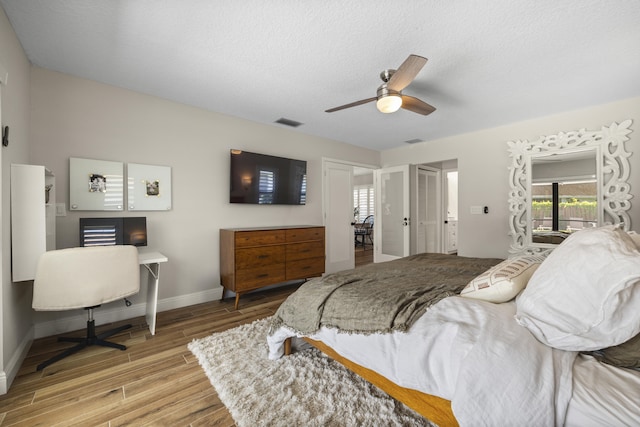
138, 251, 168, 335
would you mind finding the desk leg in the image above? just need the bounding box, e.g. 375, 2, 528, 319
144, 262, 160, 335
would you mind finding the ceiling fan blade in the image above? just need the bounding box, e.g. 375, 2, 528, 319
325, 97, 377, 113
387, 54, 428, 92
401, 95, 436, 116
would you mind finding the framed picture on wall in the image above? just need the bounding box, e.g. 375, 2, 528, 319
69, 157, 124, 211
127, 163, 172, 211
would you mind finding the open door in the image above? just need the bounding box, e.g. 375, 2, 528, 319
374, 165, 410, 262
323, 160, 355, 273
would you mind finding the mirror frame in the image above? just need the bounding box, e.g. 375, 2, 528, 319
508, 120, 633, 255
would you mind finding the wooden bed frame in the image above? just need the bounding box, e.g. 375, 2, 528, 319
284, 337, 458, 427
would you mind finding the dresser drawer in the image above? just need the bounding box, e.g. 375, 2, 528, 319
236, 264, 286, 291
235, 230, 286, 247
220, 226, 325, 309
236, 246, 285, 268
286, 240, 325, 261
286, 257, 325, 280
285, 227, 325, 243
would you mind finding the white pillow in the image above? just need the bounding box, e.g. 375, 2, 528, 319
460, 255, 545, 303
515, 225, 640, 351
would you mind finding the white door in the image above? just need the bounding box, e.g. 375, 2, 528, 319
374, 165, 410, 262
0, 67, 6, 392
414, 167, 441, 254
323, 160, 355, 273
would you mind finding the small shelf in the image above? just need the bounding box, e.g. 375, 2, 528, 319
11, 164, 56, 282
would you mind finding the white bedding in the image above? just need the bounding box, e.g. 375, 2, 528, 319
268, 296, 640, 426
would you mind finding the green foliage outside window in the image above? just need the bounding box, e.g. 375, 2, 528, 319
531, 200, 597, 221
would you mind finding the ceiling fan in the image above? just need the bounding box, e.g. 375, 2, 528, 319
325, 54, 436, 116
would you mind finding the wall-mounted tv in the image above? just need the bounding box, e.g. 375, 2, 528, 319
229, 150, 307, 205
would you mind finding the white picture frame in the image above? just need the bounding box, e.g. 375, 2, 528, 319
127, 163, 172, 211
69, 157, 124, 211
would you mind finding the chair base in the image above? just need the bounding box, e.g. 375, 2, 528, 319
37, 319, 132, 371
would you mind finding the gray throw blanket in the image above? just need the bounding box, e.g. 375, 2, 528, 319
270, 253, 502, 335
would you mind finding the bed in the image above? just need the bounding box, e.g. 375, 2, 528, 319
267, 225, 640, 426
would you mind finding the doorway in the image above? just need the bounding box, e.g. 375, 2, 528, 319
443, 169, 459, 254
322, 159, 377, 274
411, 166, 441, 254
353, 167, 375, 267
419, 160, 458, 254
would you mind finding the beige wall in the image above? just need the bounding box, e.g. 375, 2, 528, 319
381, 97, 640, 258
28, 67, 380, 334
0, 7, 35, 392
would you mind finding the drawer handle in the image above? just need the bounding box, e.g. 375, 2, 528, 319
257, 273, 269, 278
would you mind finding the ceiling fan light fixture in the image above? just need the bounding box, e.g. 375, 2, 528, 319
376, 94, 402, 113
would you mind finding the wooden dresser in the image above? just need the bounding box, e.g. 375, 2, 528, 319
220, 225, 325, 309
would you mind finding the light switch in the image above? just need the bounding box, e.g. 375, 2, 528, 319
56, 203, 67, 217
470, 206, 483, 215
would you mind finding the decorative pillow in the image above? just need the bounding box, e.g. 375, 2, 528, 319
586, 333, 640, 369
515, 225, 640, 351
460, 255, 546, 303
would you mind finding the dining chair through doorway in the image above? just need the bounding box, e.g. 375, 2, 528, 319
354, 215, 374, 248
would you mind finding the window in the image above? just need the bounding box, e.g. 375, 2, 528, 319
353, 185, 374, 222
258, 169, 275, 204
299, 175, 307, 204
531, 179, 597, 232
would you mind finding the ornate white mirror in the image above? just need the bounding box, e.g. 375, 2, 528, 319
508, 120, 633, 254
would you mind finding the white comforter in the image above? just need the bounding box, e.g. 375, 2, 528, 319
268, 296, 578, 426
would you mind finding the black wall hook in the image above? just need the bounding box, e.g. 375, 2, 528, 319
2, 126, 8, 147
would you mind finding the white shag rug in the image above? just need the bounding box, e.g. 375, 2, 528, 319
188, 317, 434, 427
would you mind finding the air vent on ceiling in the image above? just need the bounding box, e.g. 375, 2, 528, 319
404, 138, 424, 144
275, 118, 303, 128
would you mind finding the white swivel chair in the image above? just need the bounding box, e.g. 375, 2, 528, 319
33, 245, 140, 371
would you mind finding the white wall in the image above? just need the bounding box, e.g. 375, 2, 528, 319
381, 97, 640, 259
0, 6, 35, 393
28, 67, 380, 334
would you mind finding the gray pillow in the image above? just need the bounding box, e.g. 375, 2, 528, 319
587, 333, 640, 369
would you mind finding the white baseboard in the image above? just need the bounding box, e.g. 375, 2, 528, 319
1, 325, 34, 394
157, 288, 222, 313
34, 287, 223, 339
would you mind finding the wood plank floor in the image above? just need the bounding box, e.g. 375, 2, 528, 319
0, 252, 374, 426
0, 284, 303, 426
355, 245, 373, 267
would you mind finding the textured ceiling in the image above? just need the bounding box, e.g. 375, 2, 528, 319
2, 0, 640, 151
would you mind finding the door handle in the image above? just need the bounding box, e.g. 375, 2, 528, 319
351, 222, 356, 226
403, 217, 409, 226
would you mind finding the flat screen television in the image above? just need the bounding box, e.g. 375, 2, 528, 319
79, 217, 147, 247
229, 149, 307, 205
